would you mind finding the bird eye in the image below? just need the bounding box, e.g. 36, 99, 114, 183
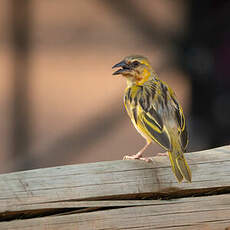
132, 61, 140, 67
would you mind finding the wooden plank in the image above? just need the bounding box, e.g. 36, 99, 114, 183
1, 194, 230, 229
0, 145, 230, 214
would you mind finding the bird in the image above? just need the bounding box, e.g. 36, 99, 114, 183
112, 55, 191, 183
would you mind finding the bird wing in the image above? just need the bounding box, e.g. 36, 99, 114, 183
124, 83, 188, 152
137, 86, 171, 151
124, 86, 168, 149
171, 94, 188, 151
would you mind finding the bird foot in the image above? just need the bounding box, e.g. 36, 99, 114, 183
156, 152, 168, 156
123, 154, 152, 162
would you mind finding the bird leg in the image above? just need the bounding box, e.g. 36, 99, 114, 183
123, 142, 151, 162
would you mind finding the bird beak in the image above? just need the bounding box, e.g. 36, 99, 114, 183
112, 60, 130, 75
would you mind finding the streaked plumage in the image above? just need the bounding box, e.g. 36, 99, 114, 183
112, 55, 191, 183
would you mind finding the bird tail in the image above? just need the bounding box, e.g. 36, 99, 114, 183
168, 151, 192, 183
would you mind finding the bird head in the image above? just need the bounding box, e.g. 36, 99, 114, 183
112, 55, 153, 85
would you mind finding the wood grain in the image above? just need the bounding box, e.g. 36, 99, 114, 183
0, 145, 230, 229
1, 194, 230, 229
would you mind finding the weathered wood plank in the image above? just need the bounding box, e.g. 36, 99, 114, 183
1, 194, 230, 229
0, 145, 230, 214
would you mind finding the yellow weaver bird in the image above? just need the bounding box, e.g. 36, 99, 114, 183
112, 55, 191, 183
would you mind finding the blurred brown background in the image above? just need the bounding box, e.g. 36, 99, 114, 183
1, 0, 230, 173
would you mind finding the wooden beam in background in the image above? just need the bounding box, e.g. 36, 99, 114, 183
10, 0, 32, 170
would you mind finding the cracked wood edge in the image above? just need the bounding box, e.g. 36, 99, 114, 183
0, 194, 230, 229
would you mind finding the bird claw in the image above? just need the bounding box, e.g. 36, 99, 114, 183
156, 152, 168, 156
123, 154, 152, 162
